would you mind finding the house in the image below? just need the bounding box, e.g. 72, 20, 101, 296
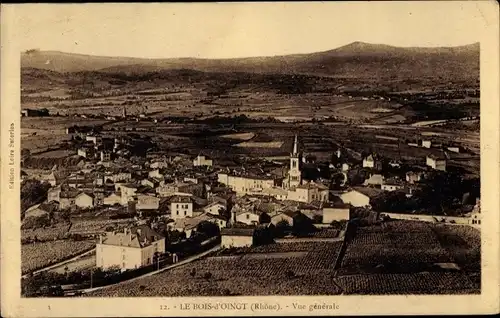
422, 140, 432, 148
59, 191, 79, 209
86, 135, 102, 145
362, 154, 376, 168
220, 228, 254, 248
322, 203, 350, 223
203, 202, 226, 215
103, 193, 122, 206
100, 151, 112, 162
287, 181, 329, 203
77, 147, 95, 159
341, 163, 351, 172
75, 192, 94, 208
137, 194, 160, 210
340, 187, 383, 208
170, 196, 194, 220
406, 171, 423, 184
150, 160, 169, 169
270, 210, 298, 226
381, 178, 405, 192
231, 204, 261, 226
141, 178, 160, 189
47, 186, 62, 202
193, 155, 213, 167
447, 146, 461, 153
118, 184, 138, 205
217, 173, 276, 195
96, 225, 165, 270
426, 154, 447, 171
43, 171, 65, 187
171, 213, 227, 238
364, 174, 384, 187
469, 199, 481, 225
148, 169, 164, 180
261, 187, 289, 201
24, 202, 57, 219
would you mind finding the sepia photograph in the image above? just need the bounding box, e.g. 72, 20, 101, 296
1, 2, 499, 317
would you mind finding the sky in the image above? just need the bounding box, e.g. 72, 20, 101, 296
9, 2, 491, 59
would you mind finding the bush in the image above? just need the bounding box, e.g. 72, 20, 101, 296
203, 272, 212, 280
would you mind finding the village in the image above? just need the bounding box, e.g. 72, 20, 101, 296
20, 108, 481, 297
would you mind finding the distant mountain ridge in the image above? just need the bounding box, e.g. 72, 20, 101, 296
21, 41, 479, 79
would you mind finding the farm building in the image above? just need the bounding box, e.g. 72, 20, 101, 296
340, 187, 383, 208
193, 154, 213, 167
220, 228, 254, 248
426, 154, 447, 171
75, 192, 94, 208
96, 225, 165, 270
59, 191, 79, 209
170, 196, 194, 220
234, 208, 261, 226
322, 203, 350, 223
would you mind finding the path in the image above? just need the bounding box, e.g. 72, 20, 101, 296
79, 244, 221, 294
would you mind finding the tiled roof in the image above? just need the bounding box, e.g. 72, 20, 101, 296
351, 186, 383, 198
101, 225, 164, 248
220, 228, 255, 236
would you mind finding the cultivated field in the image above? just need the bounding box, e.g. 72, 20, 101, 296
22, 240, 95, 274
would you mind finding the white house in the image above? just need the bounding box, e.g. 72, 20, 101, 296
193, 155, 213, 167
203, 202, 226, 215
96, 226, 165, 270
426, 154, 447, 171
340, 187, 383, 208
170, 196, 194, 220
118, 184, 138, 205
220, 228, 254, 248
422, 140, 432, 148
234, 209, 261, 226
75, 192, 94, 208
362, 154, 376, 168
322, 203, 350, 223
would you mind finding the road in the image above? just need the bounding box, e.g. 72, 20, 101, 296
22, 248, 96, 278
79, 244, 221, 295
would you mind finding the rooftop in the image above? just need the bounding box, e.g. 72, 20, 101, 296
220, 227, 255, 237
350, 186, 384, 198
101, 225, 164, 248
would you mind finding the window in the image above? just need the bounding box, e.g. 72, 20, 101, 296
176, 204, 179, 208
176, 211, 179, 215
246, 214, 250, 219
183, 211, 186, 216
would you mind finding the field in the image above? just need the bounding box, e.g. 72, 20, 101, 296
88, 220, 480, 296
340, 221, 480, 280
21, 222, 72, 242
21, 240, 95, 274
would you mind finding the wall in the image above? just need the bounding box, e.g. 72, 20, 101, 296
96, 244, 142, 270
204, 203, 225, 215
381, 212, 472, 225
340, 191, 370, 207
137, 195, 160, 210
221, 235, 253, 248
323, 208, 350, 223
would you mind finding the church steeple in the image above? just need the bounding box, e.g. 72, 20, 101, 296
287, 134, 302, 189
292, 134, 298, 156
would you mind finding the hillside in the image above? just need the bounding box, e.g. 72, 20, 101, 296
21, 42, 479, 80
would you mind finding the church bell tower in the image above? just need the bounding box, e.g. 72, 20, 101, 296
288, 134, 302, 188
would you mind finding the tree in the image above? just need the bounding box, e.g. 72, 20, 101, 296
253, 226, 274, 246
258, 212, 271, 224
196, 221, 220, 238
275, 219, 291, 238
292, 212, 316, 236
